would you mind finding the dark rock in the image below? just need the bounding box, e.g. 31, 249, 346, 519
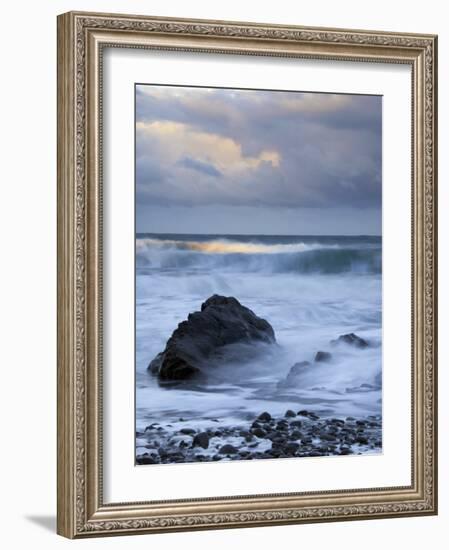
315, 351, 332, 363
179, 428, 196, 435
252, 428, 267, 439
330, 418, 345, 426
258, 411, 272, 422
339, 447, 352, 455
144, 423, 159, 431
287, 361, 311, 380
278, 361, 311, 388
290, 420, 303, 428
331, 332, 369, 349
284, 442, 300, 453
148, 295, 276, 381
276, 423, 288, 432
297, 410, 319, 420
326, 426, 340, 435
285, 409, 296, 418
192, 432, 209, 449
219, 444, 239, 455
270, 435, 287, 445
137, 455, 159, 465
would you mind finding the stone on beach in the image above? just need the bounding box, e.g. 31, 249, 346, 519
219, 444, 239, 455
192, 432, 209, 449
136, 410, 382, 465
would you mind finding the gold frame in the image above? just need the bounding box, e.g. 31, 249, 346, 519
57, 11, 438, 538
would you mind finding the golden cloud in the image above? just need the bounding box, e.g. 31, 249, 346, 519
136, 120, 281, 173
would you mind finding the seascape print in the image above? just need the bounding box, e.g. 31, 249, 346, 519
135, 85, 382, 465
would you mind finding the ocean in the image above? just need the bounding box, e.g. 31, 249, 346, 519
135, 233, 382, 462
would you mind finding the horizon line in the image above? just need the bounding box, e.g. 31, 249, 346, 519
135, 231, 382, 238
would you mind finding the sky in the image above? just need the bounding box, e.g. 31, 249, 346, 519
136, 85, 382, 235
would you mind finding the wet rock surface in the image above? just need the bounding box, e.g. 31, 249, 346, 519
331, 332, 369, 349
136, 410, 382, 465
278, 332, 370, 389
314, 351, 332, 363
148, 295, 276, 382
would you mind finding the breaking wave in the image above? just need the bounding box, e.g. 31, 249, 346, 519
136, 236, 381, 275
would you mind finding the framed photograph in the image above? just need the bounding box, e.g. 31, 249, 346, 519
57, 11, 438, 538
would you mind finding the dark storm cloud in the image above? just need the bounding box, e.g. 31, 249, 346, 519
135, 86, 382, 211
178, 156, 223, 178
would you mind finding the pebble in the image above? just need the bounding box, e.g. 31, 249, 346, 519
192, 432, 209, 449
252, 427, 267, 438
219, 444, 239, 454
180, 428, 196, 435
137, 409, 382, 464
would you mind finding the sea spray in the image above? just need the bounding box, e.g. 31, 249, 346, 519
135, 233, 382, 463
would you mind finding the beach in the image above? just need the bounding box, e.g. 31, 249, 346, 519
135, 233, 382, 464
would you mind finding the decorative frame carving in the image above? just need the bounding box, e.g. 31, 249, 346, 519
57, 11, 438, 538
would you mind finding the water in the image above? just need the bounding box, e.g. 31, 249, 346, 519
135, 233, 382, 452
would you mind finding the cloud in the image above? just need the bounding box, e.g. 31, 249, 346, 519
136, 85, 381, 211
136, 120, 280, 172
178, 156, 223, 178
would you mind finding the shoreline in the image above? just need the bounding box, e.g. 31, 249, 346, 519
136, 409, 382, 465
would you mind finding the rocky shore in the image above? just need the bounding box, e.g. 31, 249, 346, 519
138, 294, 381, 466
136, 409, 382, 465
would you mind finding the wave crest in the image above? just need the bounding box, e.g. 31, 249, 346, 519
136, 237, 381, 275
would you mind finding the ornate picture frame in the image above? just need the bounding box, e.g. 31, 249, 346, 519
57, 11, 438, 538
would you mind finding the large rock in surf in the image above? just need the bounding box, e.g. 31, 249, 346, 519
148, 295, 276, 382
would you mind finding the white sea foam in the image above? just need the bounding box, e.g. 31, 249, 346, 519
135, 234, 382, 433
136, 236, 381, 275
